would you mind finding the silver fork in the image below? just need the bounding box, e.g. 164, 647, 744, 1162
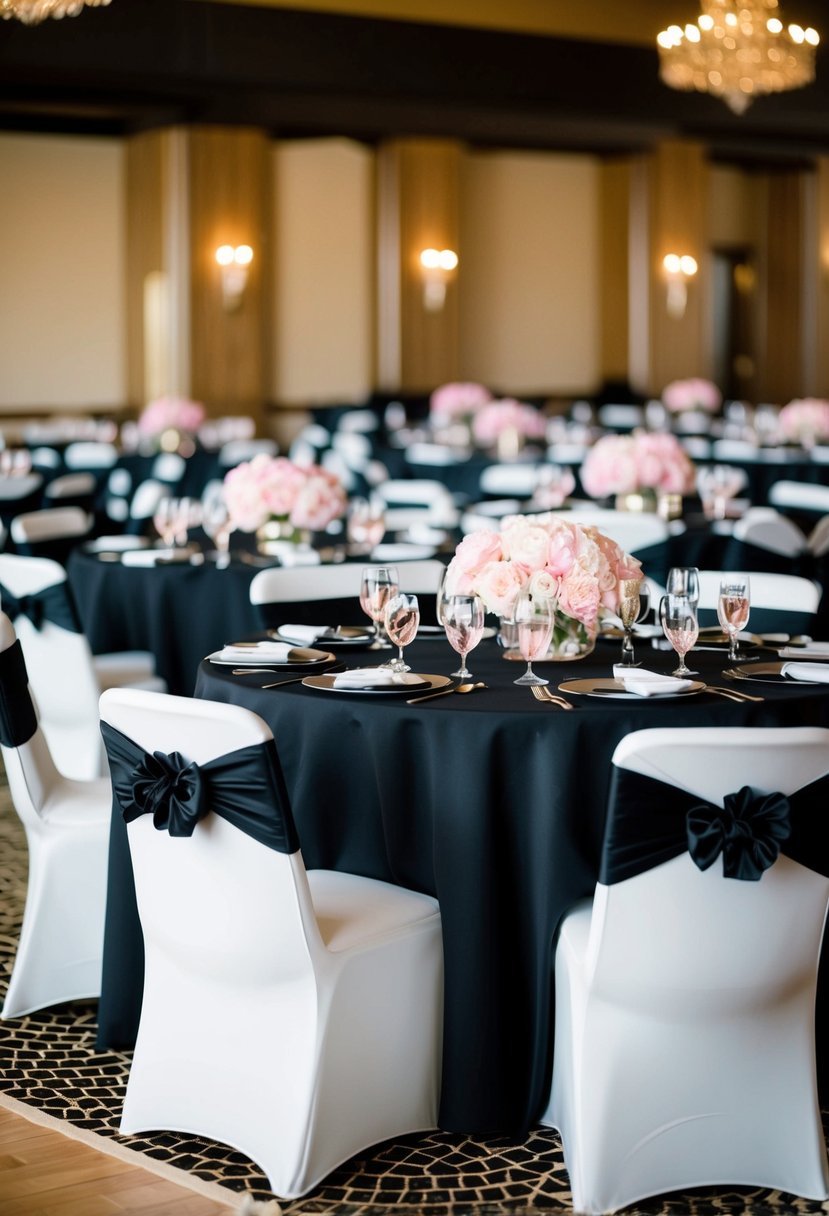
531, 685, 575, 710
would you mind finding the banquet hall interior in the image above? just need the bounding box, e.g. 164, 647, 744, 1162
4, 1, 829, 1214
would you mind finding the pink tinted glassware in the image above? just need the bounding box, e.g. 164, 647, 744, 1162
385, 592, 420, 672
443, 594, 485, 680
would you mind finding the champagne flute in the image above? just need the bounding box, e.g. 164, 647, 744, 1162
152, 496, 180, 548
618, 577, 644, 668
443, 594, 485, 680
717, 574, 751, 662
385, 592, 419, 673
359, 565, 399, 652
202, 496, 234, 568
347, 497, 386, 555
513, 591, 554, 686
659, 593, 699, 678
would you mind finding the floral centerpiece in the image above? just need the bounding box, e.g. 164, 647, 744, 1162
580, 431, 695, 507
777, 398, 829, 447
429, 382, 492, 430
444, 512, 642, 659
136, 395, 206, 453
661, 378, 722, 414
471, 398, 547, 455
223, 453, 347, 549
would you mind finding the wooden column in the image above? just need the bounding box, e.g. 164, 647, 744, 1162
125, 125, 271, 427
598, 157, 631, 390
376, 138, 462, 393
629, 139, 710, 397
814, 158, 829, 398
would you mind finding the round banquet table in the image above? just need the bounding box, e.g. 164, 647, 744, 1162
95, 629, 829, 1138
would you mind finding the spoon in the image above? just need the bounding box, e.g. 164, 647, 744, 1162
406, 681, 487, 704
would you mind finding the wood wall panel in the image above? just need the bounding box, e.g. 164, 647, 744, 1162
188, 126, 271, 423
599, 158, 631, 386
757, 170, 806, 404
376, 138, 461, 392
811, 159, 829, 398
125, 131, 165, 410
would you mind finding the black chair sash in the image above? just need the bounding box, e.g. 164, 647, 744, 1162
600, 764, 829, 886
0, 640, 37, 748
101, 721, 299, 855
0, 579, 81, 633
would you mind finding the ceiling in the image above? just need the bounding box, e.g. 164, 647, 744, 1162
1, 0, 829, 163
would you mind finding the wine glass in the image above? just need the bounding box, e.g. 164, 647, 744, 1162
174, 497, 201, 547
359, 565, 399, 652
385, 592, 420, 673
347, 497, 386, 555
443, 594, 485, 680
618, 577, 644, 668
717, 574, 751, 662
666, 566, 699, 604
152, 496, 180, 547
513, 591, 554, 687
202, 496, 234, 568
659, 593, 699, 678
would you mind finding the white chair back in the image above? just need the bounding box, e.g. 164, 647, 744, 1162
372, 480, 459, 530
0, 610, 63, 825
597, 404, 644, 430
732, 506, 808, 555
479, 464, 542, 498
43, 472, 97, 502
696, 569, 820, 613
769, 480, 829, 516
63, 441, 118, 470
542, 725, 829, 1213
554, 507, 669, 555
0, 554, 105, 780
218, 438, 278, 468
808, 514, 829, 557
10, 505, 91, 544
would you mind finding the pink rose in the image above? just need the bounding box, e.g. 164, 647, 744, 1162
473, 560, 525, 618
557, 565, 602, 627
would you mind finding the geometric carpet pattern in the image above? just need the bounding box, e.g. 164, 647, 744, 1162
2, 768, 829, 1214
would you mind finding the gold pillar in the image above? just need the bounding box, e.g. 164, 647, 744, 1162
629, 139, 710, 397
126, 125, 271, 427
599, 158, 631, 389
376, 138, 462, 392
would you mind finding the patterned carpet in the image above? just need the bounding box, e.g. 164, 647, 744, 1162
1, 765, 828, 1215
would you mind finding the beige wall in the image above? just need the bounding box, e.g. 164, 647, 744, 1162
458, 150, 600, 395
270, 138, 374, 406
709, 164, 756, 248
0, 133, 126, 413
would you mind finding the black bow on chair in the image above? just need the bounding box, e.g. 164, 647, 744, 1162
0, 579, 81, 634
600, 765, 829, 886
686, 786, 791, 881
0, 639, 38, 748
101, 721, 300, 855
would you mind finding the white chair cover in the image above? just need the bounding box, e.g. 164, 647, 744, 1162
542, 725, 829, 1214
100, 686, 443, 1199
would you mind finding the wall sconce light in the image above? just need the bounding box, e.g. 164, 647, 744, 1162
215, 244, 253, 312
419, 247, 459, 312
662, 252, 698, 319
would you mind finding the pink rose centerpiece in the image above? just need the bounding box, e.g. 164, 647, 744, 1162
580, 431, 696, 506
136, 395, 206, 453
430, 382, 493, 425
223, 454, 347, 548
444, 512, 643, 659
471, 398, 547, 453
777, 398, 829, 447
661, 378, 722, 414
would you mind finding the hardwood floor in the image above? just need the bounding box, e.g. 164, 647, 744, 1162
0, 1106, 237, 1216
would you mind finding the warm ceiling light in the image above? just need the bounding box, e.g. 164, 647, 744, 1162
657, 0, 819, 115
1, 0, 110, 23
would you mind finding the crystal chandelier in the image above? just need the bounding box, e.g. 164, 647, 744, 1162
1, 0, 110, 23
657, 0, 819, 115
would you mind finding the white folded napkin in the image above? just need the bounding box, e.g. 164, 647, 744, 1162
279, 624, 328, 645
779, 642, 829, 659
215, 641, 294, 663
613, 666, 693, 697
781, 662, 829, 684
332, 667, 424, 689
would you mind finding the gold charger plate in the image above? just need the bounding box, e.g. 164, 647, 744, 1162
725, 661, 826, 686
302, 672, 451, 696
558, 677, 706, 700
696, 626, 764, 649
208, 646, 335, 669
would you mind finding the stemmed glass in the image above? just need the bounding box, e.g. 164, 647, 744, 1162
666, 566, 699, 603
618, 577, 646, 668
443, 594, 485, 680
385, 592, 420, 673
359, 565, 399, 652
513, 591, 554, 686
202, 496, 234, 568
152, 496, 180, 548
659, 593, 699, 678
717, 574, 751, 662
347, 497, 386, 555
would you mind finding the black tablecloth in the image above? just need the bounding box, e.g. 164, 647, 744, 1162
96, 631, 829, 1137
67, 549, 260, 695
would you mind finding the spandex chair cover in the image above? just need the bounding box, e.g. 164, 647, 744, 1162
541, 725, 829, 1215
99, 686, 444, 1199
0, 612, 111, 1019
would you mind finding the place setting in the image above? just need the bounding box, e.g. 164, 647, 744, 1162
207, 638, 338, 672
